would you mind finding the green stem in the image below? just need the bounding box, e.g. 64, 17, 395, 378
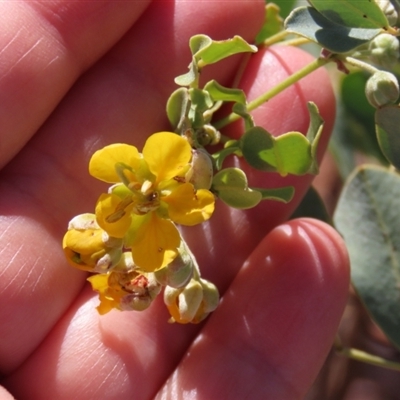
278, 37, 311, 47
337, 346, 400, 372
214, 57, 331, 130
342, 56, 380, 75
262, 30, 290, 47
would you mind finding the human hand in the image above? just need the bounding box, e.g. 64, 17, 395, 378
0, 1, 349, 399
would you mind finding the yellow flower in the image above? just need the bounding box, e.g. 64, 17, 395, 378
89, 132, 215, 272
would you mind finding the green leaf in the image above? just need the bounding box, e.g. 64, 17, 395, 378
174, 57, 198, 87
212, 145, 240, 170
240, 126, 312, 176
290, 186, 331, 223
166, 88, 189, 129
204, 80, 246, 104
285, 6, 381, 53
306, 102, 325, 174
334, 165, 400, 350
256, 3, 284, 44
232, 103, 255, 131
375, 105, 400, 169
188, 88, 213, 129
254, 186, 295, 203
308, 0, 390, 29
190, 35, 257, 66
212, 168, 262, 209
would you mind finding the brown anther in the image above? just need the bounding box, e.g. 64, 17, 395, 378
106, 209, 126, 223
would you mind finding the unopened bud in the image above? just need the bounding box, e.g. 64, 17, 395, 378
376, 0, 398, 26
369, 33, 399, 68
186, 148, 214, 190
154, 242, 194, 288
365, 70, 399, 108
196, 124, 221, 146
197, 278, 219, 316
164, 277, 219, 324
164, 278, 204, 324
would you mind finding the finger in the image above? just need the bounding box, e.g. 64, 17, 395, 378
156, 219, 350, 399
0, 0, 265, 375
0, 0, 151, 168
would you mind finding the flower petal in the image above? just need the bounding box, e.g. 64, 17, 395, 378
89, 144, 141, 183
143, 132, 191, 183
163, 183, 215, 226
87, 274, 120, 315
62, 228, 105, 271
130, 213, 180, 272
95, 193, 133, 238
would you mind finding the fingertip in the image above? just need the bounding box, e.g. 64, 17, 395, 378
168, 217, 350, 399
273, 217, 350, 287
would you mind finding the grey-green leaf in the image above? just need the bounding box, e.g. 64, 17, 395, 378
285, 6, 381, 53
375, 105, 400, 169
334, 165, 400, 350
308, 0, 390, 29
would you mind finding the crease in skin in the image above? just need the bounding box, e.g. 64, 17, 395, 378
0, 244, 27, 294
0, 25, 25, 59
1, 37, 45, 82
26, 254, 48, 293
297, 224, 324, 280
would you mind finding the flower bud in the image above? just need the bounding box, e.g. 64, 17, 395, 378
186, 148, 214, 190
164, 278, 204, 324
196, 278, 219, 321
63, 213, 123, 272
153, 241, 194, 288
369, 33, 400, 68
164, 277, 219, 324
196, 124, 221, 146
376, 0, 398, 26
365, 70, 399, 108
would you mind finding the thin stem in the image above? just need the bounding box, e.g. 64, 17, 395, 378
342, 56, 380, 75
277, 37, 311, 47
213, 57, 331, 130
336, 346, 400, 372
262, 30, 290, 47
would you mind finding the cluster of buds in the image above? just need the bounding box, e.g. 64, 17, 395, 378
62, 132, 219, 322
63, 214, 219, 321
